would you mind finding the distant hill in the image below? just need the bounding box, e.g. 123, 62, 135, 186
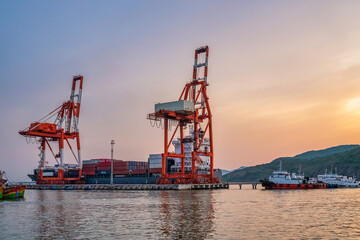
293, 145, 359, 160
223, 145, 360, 182
221, 169, 231, 175
221, 166, 247, 176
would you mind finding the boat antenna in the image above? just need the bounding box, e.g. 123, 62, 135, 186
335, 166, 337, 175
279, 160, 282, 171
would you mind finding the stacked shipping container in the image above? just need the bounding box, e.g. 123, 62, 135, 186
113, 160, 129, 175
148, 154, 162, 174
128, 161, 148, 174
97, 161, 111, 175
82, 164, 97, 175
82, 159, 148, 176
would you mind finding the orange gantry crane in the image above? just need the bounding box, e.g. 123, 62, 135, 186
148, 46, 218, 184
19, 75, 84, 184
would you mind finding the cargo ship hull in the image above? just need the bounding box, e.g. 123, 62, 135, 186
27, 159, 222, 185
85, 176, 158, 184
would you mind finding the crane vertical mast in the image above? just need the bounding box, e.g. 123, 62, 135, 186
148, 46, 218, 184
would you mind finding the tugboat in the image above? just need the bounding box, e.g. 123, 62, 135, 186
260, 162, 326, 190
0, 170, 26, 200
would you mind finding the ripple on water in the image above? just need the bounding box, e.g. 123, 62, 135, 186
0, 187, 360, 239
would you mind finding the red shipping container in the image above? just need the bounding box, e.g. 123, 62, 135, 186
83, 164, 95, 167
113, 167, 129, 170
97, 163, 111, 168
113, 166, 128, 170
150, 168, 162, 173
97, 162, 111, 167
132, 169, 147, 174
113, 170, 129, 175
97, 166, 111, 171
114, 161, 128, 165
83, 171, 96, 175
113, 164, 128, 167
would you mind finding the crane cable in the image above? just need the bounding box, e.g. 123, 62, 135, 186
21, 105, 62, 132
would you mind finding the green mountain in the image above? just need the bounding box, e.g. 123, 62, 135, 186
221, 166, 247, 175
293, 145, 359, 160
223, 145, 360, 182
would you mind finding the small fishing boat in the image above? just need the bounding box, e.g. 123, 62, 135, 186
0, 170, 26, 199
3, 185, 26, 199
0, 171, 5, 199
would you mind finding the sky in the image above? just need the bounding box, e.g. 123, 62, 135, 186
1, 0, 360, 180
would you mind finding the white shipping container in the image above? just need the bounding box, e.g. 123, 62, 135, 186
155, 100, 194, 113
83, 159, 103, 164
148, 154, 163, 167
150, 162, 163, 166
149, 158, 162, 163
150, 164, 162, 168
42, 172, 54, 177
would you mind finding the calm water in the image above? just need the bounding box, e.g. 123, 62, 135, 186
1, 185, 360, 239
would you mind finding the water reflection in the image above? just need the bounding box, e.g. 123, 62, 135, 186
159, 191, 215, 239
1, 188, 360, 239
35, 190, 84, 239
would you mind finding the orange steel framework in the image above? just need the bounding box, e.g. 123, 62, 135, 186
19, 75, 84, 184
148, 46, 218, 184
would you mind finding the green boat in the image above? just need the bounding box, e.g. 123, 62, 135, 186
0, 170, 26, 200
3, 186, 26, 199
0, 170, 5, 199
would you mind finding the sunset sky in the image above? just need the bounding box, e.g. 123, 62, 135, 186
2, 1, 360, 179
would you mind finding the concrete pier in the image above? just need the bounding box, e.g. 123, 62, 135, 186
228, 182, 261, 189
25, 183, 229, 191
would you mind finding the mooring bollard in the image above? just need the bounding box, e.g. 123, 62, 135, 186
239, 184, 242, 189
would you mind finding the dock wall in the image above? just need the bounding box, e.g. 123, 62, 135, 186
25, 183, 229, 191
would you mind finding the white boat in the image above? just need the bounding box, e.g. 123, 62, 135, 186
260, 162, 326, 190
317, 170, 359, 188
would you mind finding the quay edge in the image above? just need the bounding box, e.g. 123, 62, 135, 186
25, 183, 229, 191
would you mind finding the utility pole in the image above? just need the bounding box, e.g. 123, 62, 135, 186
110, 140, 115, 185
